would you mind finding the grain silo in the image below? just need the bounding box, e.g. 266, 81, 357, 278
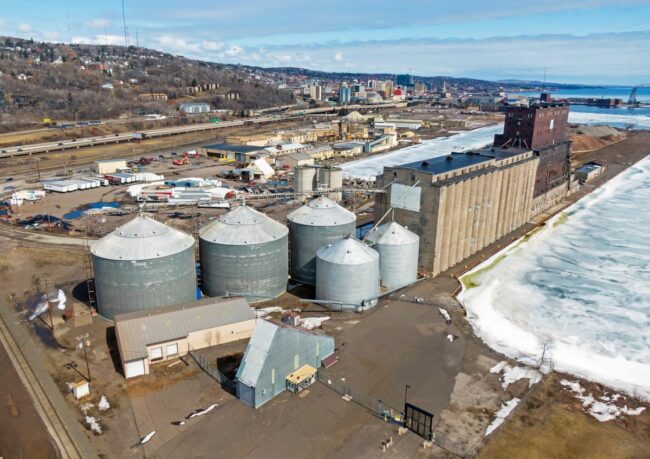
91, 214, 197, 320
294, 165, 317, 201
315, 236, 379, 307
288, 196, 356, 285
366, 221, 419, 289
318, 166, 343, 201
199, 205, 288, 302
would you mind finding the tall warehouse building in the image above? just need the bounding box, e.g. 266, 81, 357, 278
91, 214, 197, 320
494, 96, 572, 213
375, 150, 538, 276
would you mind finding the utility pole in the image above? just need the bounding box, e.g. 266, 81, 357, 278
44, 278, 54, 330
404, 384, 410, 411
78, 334, 92, 381
121, 0, 129, 47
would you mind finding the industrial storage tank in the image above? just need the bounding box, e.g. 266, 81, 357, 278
199, 205, 288, 302
294, 165, 317, 201
91, 214, 197, 320
366, 221, 419, 289
318, 166, 343, 201
315, 236, 380, 307
288, 196, 356, 285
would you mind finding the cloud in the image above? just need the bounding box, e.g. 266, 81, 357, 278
86, 18, 110, 29
190, 31, 649, 84
72, 35, 126, 46
17, 23, 32, 33
334, 52, 343, 61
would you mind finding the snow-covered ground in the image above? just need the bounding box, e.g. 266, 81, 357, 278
341, 124, 503, 180
342, 111, 650, 181
568, 111, 650, 130
459, 155, 650, 400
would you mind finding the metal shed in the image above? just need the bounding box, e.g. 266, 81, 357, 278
236, 320, 335, 408
115, 297, 256, 378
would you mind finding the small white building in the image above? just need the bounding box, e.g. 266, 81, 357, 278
115, 297, 256, 379
95, 159, 128, 175
180, 102, 211, 114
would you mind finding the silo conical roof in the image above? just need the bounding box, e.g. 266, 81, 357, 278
288, 196, 355, 226
316, 237, 378, 265
365, 221, 419, 246
200, 205, 288, 245
90, 214, 194, 261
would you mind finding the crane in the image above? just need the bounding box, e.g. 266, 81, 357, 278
628, 86, 639, 106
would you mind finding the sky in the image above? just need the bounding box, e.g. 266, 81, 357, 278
1, 0, 649, 84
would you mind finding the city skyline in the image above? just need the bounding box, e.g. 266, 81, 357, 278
0, 0, 649, 84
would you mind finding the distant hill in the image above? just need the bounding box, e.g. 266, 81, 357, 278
0, 36, 294, 123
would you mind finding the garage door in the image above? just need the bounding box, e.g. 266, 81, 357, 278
125, 359, 145, 378
166, 343, 178, 356
150, 347, 163, 361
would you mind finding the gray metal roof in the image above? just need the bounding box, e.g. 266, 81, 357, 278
365, 221, 419, 246
90, 214, 194, 261
235, 319, 277, 387
199, 205, 288, 245
236, 319, 332, 388
316, 236, 378, 265
115, 297, 255, 362
202, 143, 263, 153
287, 196, 356, 227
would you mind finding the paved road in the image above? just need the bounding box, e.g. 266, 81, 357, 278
0, 336, 59, 458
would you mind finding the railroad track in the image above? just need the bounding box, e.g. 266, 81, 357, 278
0, 312, 85, 459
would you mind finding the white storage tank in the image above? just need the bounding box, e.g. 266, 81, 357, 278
199, 205, 288, 302
288, 196, 356, 285
316, 236, 379, 307
366, 221, 419, 289
294, 165, 316, 201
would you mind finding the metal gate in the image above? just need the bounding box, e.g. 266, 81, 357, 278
404, 403, 433, 441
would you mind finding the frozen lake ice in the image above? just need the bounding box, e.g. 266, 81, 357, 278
459, 155, 650, 400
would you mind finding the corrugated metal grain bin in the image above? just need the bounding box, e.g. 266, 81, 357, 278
199, 205, 288, 302
315, 236, 379, 307
91, 214, 197, 320
287, 196, 356, 285
365, 221, 419, 289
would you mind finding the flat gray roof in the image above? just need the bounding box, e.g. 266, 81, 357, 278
203, 143, 262, 153
397, 152, 493, 174
115, 297, 255, 362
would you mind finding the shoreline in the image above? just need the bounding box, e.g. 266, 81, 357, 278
444, 131, 650, 399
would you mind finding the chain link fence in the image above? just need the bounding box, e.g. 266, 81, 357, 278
317, 371, 400, 420
188, 344, 235, 393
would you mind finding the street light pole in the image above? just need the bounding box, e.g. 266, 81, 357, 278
404, 384, 410, 409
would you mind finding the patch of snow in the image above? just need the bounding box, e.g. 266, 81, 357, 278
85, 416, 102, 434
140, 431, 156, 444
97, 395, 110, 411
447, 334, 456, 343
186, 403, 218, 419
438, 308, 451, 324
255, 306, 283, 318
560, 379, 646, 422
485, 398, 520, 436
300, 317, 330, 330
79, 403, 94, 414
490, 361, 541, 388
